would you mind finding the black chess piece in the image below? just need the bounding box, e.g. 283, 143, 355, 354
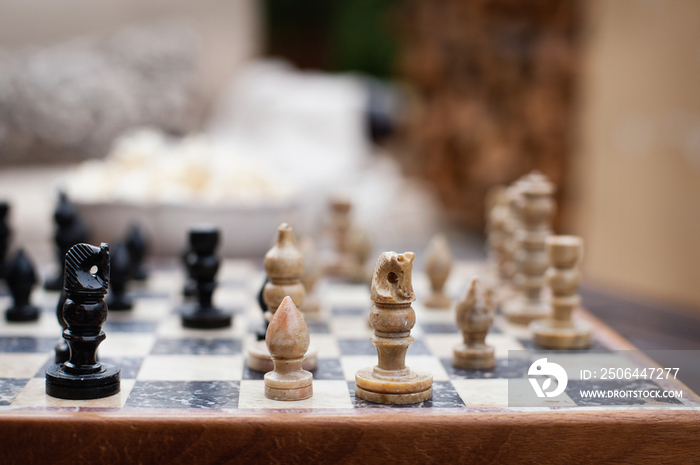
106, 241, 133, 311
0, 202, 10, 281
182, 247, 197, 298
45, 193, 89, 291
180, 226, 232, 329
54, 289, 69, 363
4, 249, 40, 322
255, 276, 269, 341
126, 224, 148, 281
46, 243, 120, 399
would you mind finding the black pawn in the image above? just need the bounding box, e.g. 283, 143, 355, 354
46, 243, 120, 400
54, 289, 69, 363
182, 247, 197, 298
0, 202, 10, 281
181, 227, 232, 329
5, 249, 40, 322
255, 276, 269, 341
45, 193, 89, 291
126, 224, 148, 281
106, 241, 133, 311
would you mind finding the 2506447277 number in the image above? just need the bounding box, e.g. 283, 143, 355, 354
599, 367, 679, 380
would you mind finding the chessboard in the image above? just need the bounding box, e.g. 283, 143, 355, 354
1, 259, 699, 463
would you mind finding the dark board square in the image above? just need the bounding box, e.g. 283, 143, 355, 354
104, 320, 157, 333
331, 306, 367, 317
125, 380, 239, 409
242, 358, 337, 380
441, 358, 531, 379
420, 323, 501, 335
313, 359, 344, 380
420, 323, 459, 334
338, 339, 431, 356
0, 378, 29, 405
99, 357, 143, 379
0, 337, 57, 353
566, 380, 685, 407
306, 322, 330, 334
348, 381, 464, 409
150, 338, 242, 355
338, 339, 375, 356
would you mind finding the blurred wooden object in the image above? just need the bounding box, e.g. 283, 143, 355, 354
394, 0, 580, 230
571, 0, 700, 308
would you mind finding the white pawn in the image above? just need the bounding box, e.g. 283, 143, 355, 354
264, 296, 313, 401
424, 234, 453, 309
453, 278, 496, 369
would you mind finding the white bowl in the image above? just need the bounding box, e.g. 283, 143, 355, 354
74, 200, 300, 258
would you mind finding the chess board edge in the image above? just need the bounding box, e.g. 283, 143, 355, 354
1, 409, 699, 464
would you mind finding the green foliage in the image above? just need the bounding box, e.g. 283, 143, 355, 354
265, 0, 397, 78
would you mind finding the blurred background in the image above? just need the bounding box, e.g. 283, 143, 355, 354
0, 1, 700, 385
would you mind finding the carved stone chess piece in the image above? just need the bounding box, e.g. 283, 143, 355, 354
530, 236, 592, 349
106, 241, 133, 311
453, 278, 496, 369
501, 183, 522, 282
424, 234, 453, 309
485, 186, 513, 282
4, 249, 40, 322
0, 202, 10, 281
299, 237, 321, 314
182, 246, 197, 298
180, 227, 232, 329
502, 171, 555, 324
355, 251, 433, 404
489, 182, 523, 306
248, 223, 317, 372
325, 199, 371, 283
45, 193, 89, 291
126, 223, 148, 281
46, 243, 121, 399
264, 296, 313, 401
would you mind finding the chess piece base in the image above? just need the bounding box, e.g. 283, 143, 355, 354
530, 319, 592, 349
5, 305, 40, 322
181, 306, 232, 329
424, 293, 451, 309
355, 367, 433, 404
501, 296, 550, 325
452, 345, 496, 369
264, 369, 313, 401
55, 341, 70, 364
247, 340, 317, 372
45, 363, 121, 400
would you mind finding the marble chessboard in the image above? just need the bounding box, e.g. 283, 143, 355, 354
2, 259, 700, 464
0, 259, 698, 413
